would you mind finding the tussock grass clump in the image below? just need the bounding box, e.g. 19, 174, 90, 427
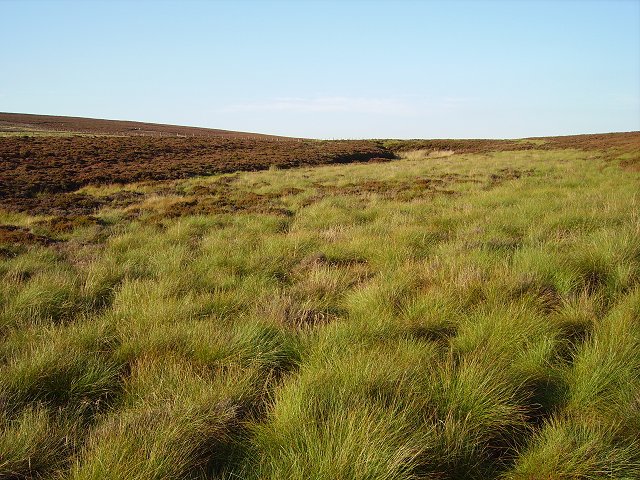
504, 416, 640, 480
398, 291, 461, 342
80, 258, 126, 311
503, 290, 640, 479
0, 321, 124, 415
250, 341, 439, 480
79, 356, 262, 479
0, 406, 80, 479
68, 357, 251, 480
252, 339, 530, 479
1, 268, 80, 331
565, 289, 640, 423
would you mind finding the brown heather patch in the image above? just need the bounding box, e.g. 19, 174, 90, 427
162, 193, 293, 218
37, 215, 106, 235
619, 153, 640, 172
309, 170, 524, 202
0, 224, 56, 257
485, 168, 536, 188
316, 179, 457, 199
386, 138, 539, 154
385, 131, 640, 155
0, 225, 54, 246
540, 131, 640, 151
0, 135, 395, 214
2, 191, 146, 217
123, 176, 301, 220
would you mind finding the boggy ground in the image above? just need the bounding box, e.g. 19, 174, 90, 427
0, 144, 639, 479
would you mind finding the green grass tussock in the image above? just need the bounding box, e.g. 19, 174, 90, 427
504, 416, 640, 480
0, 406, 80, 479
68, 357, 251, 480
0, 320, 124, 415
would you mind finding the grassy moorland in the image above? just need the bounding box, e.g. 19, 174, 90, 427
0, 132, 639, 479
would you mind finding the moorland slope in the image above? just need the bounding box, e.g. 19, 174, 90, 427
0, 119, 639, 479
0, 112, 289, 139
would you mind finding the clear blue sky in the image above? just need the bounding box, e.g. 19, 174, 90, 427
2, 0, 639, 138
